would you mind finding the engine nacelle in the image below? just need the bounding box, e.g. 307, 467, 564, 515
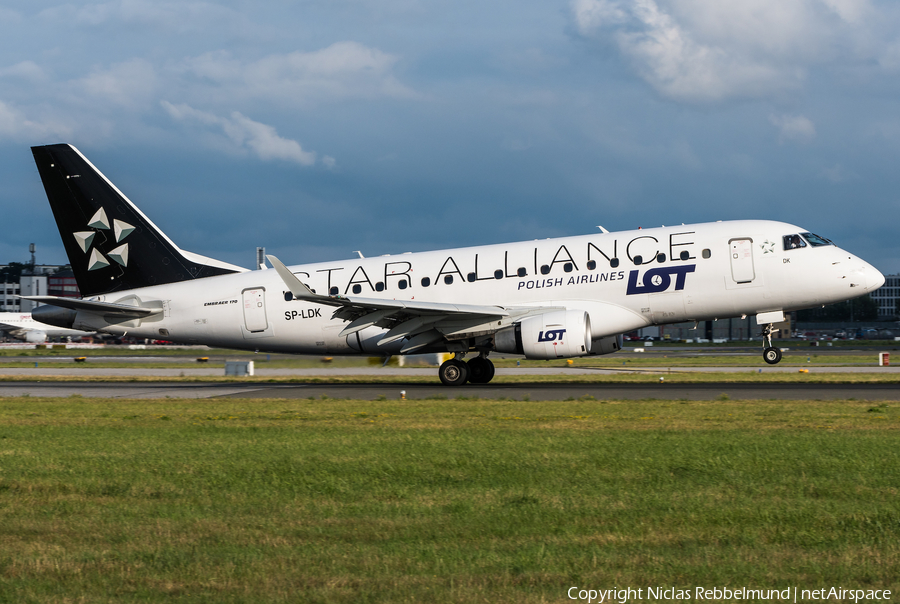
25, 330, 48, 344
32, 305, 76, 329
494, 310, 592, 359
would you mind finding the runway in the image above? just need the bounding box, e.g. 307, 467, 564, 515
0, 365, 898, 377
1, 381, 898, 400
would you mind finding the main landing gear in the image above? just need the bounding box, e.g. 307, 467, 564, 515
438, 353, 496, 386
761, 323, 782, 365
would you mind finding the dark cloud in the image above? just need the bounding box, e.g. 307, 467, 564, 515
1, 0, 899, 276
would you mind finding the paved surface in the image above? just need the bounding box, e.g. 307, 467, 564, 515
1, 365, 899, 378
0, 382, 255, 399
1, 381, 898, 400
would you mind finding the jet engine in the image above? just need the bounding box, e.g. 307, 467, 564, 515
32, 305, 77, 329
494, 310, 592, 359
24, 330, 48, 344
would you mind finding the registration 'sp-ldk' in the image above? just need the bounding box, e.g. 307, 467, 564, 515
26, 144, 884, 385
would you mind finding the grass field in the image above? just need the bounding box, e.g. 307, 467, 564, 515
1, 396, 898, 603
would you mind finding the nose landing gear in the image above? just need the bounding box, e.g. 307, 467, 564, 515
762, 324, 782, 365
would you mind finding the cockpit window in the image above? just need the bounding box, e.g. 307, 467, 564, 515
800, 232, 833, 247
783, 234, 807, 250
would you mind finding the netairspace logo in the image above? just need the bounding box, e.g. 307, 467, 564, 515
567, 586, 892, 603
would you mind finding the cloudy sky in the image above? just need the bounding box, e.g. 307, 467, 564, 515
2, 0, 900, 273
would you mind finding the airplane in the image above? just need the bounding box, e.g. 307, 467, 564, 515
24, 143, 885, 385
0, 311, 92, 343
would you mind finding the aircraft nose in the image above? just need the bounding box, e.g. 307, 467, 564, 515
866, 263, 886, 291
840, 253, 884, 292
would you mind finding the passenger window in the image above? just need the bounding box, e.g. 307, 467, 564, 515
783, 234, 807, 250
352, 284, 362, 294
421, 277, 430, 287
517, 267, 527, 277
444, 275, 454, 285
494, 270, 503, 280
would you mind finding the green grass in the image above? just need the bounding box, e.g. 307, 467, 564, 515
2, 349, 896, 373
0, 361, 224, 369
0, 396, 898, 602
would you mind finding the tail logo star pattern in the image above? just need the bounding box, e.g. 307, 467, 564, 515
73, 207, 134, 272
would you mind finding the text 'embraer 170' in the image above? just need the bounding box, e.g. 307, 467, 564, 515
26, 144, 885, 385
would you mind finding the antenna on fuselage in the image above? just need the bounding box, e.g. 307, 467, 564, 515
354, 251, 365, 258
597, 226, 609, 233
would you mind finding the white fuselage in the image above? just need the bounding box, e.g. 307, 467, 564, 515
47, 220, 883, 354
0, 312, 92, 343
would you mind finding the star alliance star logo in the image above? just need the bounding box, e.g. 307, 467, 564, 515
760, 240, 775, 254
72, 208, 134, 272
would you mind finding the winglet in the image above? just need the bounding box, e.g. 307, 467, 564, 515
267, 255, 319, 301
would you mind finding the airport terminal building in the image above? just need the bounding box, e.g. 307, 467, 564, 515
871, 273, 899, 318
1, 264, 78, 312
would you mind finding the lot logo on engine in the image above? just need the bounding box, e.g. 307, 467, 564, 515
538, 329, 566, 342
626, 265, 696, 295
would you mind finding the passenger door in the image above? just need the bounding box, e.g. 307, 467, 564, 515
729, 238, 755, 284
242, 288, 268, 333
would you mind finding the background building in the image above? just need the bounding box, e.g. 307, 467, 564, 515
0, 259, 73, 313
18, 274, 48, 313
48, 269, 80, 298
1, 281, 20, 311
871, 274, 899, 319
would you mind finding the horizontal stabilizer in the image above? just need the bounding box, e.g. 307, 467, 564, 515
20, 296, 160, 317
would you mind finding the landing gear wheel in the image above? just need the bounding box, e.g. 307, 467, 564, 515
763, 346, 782, 365
467, 357, 495, 384
439, 359, 470, 386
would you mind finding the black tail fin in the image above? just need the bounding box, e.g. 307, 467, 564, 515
32, 144, 245, 297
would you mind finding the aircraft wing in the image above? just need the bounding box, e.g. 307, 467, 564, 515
19, 296, 160, 318
0, 322, 37, 342
268, 255, 554, 353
